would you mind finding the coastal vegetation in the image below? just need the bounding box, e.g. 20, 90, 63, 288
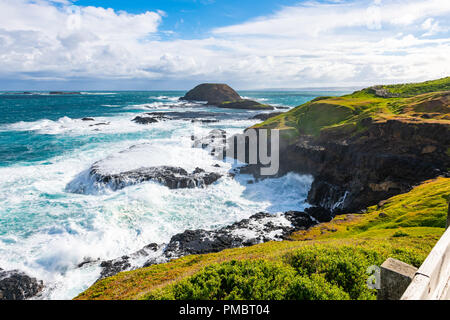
76, 177, 449, 300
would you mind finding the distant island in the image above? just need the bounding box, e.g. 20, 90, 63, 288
180, 83, 274, 110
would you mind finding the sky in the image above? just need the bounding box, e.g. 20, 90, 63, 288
0, 0, 449, 90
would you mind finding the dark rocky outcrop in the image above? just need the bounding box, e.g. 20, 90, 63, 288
98, 243, 163, 280
132, 116, 159, 125
0, 269, 44, 300
81, 117, 95, 121
180, 83, 241, 105
218, 99, 274, 110
69, 165, 222, 193
96, 209, 319, 279
250, 112, 284, 121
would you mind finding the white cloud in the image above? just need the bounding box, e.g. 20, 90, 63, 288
0, 0, 449, 88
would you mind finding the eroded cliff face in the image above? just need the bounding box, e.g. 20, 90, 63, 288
278, 119, 450, 212
238, 117, 449, 213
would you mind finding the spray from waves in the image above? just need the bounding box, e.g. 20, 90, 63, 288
150, 96, 181, 101
0, 141, 313, 299
0, 93, 315, 299
124, 100, 205, 111
0, 114, 184, 136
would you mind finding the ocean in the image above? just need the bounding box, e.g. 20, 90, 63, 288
0, 90, 347, 299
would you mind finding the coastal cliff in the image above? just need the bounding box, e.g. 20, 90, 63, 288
250, 77, 450, 212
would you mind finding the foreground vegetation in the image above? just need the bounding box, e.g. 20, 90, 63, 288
76, 177, 449, 300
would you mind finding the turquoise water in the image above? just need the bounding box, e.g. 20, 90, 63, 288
0, 90, 347, 299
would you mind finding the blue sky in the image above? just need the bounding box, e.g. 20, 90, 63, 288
0, 0, 449, 90
75, 0, 303, 39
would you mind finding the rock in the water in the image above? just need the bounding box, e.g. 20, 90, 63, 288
193, 129, 227, 153
132, 116, 159, 124
96, 210, 319, 279
49, 91, 81, 95
67, 165, 222, 194
98, 243, 164, 279
180, 83, 241, 105
81, 117, 95, 121
89, 122, 110, 127
250, 112, 284, 121
0, 269, 44, 300
164, 211, 315, 259
218, 99, 274, 110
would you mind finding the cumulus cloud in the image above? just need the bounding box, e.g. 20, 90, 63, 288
0, 0, 449, 88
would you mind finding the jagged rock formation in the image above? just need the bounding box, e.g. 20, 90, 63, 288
94, 208, 327, 279
0, 268, 44, 300
218, 99, 274, 110
68, 165, 222, 194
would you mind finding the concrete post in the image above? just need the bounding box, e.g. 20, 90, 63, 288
377, 258, 417, 300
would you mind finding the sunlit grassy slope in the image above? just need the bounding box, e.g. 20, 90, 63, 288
76, 177, 449, 300
253, 77, 450, 139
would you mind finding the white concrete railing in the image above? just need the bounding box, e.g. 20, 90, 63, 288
401, 226, 450, 300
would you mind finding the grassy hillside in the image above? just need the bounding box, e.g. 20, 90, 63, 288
76, 177, 449, 300
253, 77, 450, 139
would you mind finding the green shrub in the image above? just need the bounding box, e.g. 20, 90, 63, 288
286, 273, 350, 300
170, 260, 296, 300
286, 246, 383, 299
148, 259, 350, 300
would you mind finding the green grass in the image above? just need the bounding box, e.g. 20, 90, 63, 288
253, 77, 450, 139
75, 177, 449, 300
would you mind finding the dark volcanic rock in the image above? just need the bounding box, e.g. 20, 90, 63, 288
234, 119, 449, 213
180, 83, 241, 105
164, 211, 315, 259
282, 120, 449, 212
304, 206, 334, 223
132, 116, 159, 124
70, 165, 222, 193
81, 117, 95, 121
0, 269, 44, 300
99, 257, 131, 280
98, 243, 163, 280
218, 99, 274, 110
250, 112, 284, 121
96, 210, 318, 279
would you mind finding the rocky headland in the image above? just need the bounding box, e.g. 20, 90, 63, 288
242, 77, 450, 213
